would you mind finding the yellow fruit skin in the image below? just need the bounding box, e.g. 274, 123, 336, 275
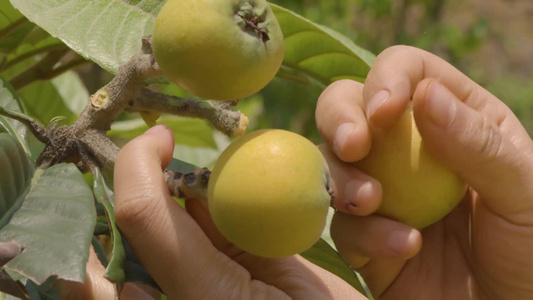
355, 108, 467, 229
152, 0, 284, 101
208, 129, 330, 257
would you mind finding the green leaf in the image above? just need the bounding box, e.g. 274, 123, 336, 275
9, 0, 374, 89
9, 0, 164, 73
1, 1, 65, 76
0, 21, 35, 60
0, 2, 28, 55
301, 238, 370, 297
0, 162, 96, 284
50, 71, 89, 116
0, 135, 32, 298
109, 116, 217, 149
171, 144, 221, 169
91, 237, 109, 267
0, 2, 24, 32
0, 134, 33, 217
270, 3, 374, 88
22, 277, 60, 300
0, 79, 28, 154
171, 131, 231, 169
167, 158, 199, 174
16, 71, 85, 126
1, 27, 64, 73
93, 216, 110, 236
122, 237, 158, 289
93, 169, 125, 282
0, 245, 29, 300
91, 169, 160, 289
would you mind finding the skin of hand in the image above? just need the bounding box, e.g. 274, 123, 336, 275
316, 45, 533, 300
107, 124, 366, 300
57, 245, 161, 300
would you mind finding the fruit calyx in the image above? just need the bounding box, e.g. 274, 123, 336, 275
235, 3, 270, 42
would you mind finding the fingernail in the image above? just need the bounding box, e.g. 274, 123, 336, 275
144, 124, 168, 135
426, 81, 457, 128
334, 122, 357, 157
366, 90, 390, 118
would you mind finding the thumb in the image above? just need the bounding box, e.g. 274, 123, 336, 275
412, 79, 533, 224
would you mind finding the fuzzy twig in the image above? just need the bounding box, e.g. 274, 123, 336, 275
37, 37, 162, 170
33, 36, 246, 188
78, 129, 120, 170
128, 87, 248, 137
2, 35, 250, 200
0, 107, 48, 143
9, 49, 69, 90
1, 44, 70, 73
164, 168, 211, 201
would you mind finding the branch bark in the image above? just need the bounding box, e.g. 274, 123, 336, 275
128, 87, 248, 137
9, 49, 69, 90
32, 36, 247, 202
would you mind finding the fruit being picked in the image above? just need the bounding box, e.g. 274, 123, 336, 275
152, 0, 284, 101
355, 106, 467, 229
208, 129, 331, 257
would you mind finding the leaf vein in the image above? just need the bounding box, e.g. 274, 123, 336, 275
36, 0, 75, 22
56, 0, 94, 32
84, 0, 114, 53
115, 0, 158, 18
113, 9, 132, 66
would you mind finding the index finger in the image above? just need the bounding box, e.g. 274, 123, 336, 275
316, 79, 372, 162
363, 45, 509, 129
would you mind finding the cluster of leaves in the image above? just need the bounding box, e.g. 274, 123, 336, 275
0, 0, 376, 299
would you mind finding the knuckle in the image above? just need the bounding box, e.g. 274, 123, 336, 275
469, 117, 503, 161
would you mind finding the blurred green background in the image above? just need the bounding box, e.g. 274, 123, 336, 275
259, 0, 533, 140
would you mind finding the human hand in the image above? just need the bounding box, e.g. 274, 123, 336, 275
316, 45, 533, 299
57, 245, 161, 300
108, 125, 365, 299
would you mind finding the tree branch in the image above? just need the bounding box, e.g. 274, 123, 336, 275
165, 168, 210, 203
0, 18, 28, 41
29, 36, 248, 198
0, 107, 48, 143
8, 49, 69, 90
0, 44, 70, 73
73, 38, 162, 134
79, 129, 120, 170
38, 56, 90, 81
35, 38, 161, 170
128, 87, 248, 137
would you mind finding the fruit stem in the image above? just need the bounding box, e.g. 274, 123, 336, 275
165, 168, 211, 201
126, 87, 247, 137
31, 36, 248, 172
